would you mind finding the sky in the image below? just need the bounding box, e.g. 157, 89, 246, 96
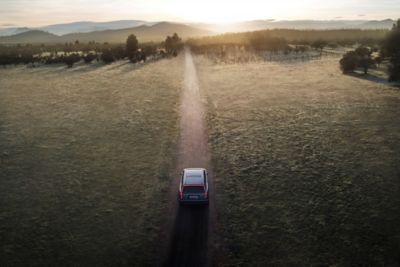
0, 0, 399, 27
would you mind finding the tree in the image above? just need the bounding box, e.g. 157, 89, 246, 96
126, 34, 139, 60
339, 46, 374, 75
340, 51, 359, 73
165, 33, 183, 56
383, 19, 400, 81
355, 46, 374, 74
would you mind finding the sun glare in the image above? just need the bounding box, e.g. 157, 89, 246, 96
162, 0, 300, 24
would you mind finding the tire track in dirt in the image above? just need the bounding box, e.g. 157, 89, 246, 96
163, 47, 215, 267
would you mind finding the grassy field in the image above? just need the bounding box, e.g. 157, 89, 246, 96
0, 59, 183, 266
196, 56, 400, 266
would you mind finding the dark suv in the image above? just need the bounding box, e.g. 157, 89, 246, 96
178, 168, 209, 205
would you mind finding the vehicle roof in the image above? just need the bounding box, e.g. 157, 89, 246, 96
183, 168, 206, 185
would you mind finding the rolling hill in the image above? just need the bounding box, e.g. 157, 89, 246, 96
60, 22, 213, 43
0, 22, 213, 44
0, 20, 153, 36
0, 30, 59, 44
37, 20, 153, 35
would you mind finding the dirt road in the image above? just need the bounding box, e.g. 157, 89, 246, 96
164, 48, 215, 266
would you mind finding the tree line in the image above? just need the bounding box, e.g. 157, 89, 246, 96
188, 29, 387, 50
0, 33, 183, 68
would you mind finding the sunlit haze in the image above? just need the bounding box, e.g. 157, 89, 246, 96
0, 0, 399, 27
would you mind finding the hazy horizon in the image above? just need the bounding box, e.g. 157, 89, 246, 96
1, 0, 400, 28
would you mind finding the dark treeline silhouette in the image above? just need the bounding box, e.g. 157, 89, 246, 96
0, 33, 182, 68
382, 19, 400, 81
188, 29, 387, 64
188, 29, 388, 48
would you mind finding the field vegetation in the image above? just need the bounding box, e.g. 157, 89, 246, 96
0, 56, 183, 266
188, 29, 388, 48
0, 33, 183, 68
196, 55, 400, 266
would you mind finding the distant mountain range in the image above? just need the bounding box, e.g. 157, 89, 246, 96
0, 22, 213, 44
0, 20, 154, 36
0, 19, 396, 38
0, 19, 395, 44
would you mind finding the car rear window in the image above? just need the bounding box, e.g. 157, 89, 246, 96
183, 186, 204, 194
185, 175, 204, 185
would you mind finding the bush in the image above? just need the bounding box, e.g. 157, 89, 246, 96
312, 40, 328, 50
83, 53, 96, 64
100, 49, 114, 64
111, 46, 126, 60
63, 53, 81, 68
340, 51, 359, 73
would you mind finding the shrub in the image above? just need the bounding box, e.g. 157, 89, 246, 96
340, 51, 359, 73
101, 49, 114, 64
83, 53, 96, 64
312, 40, 328, 51
63, 53, 81, 68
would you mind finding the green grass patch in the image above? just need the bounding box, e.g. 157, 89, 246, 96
0, 59, 183, 266
197, 57, 400, 266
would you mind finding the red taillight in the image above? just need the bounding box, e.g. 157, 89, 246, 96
204, 190, 208, 199
179, 191, 183, 200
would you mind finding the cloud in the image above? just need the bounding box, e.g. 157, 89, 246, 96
1, 23, 16, 27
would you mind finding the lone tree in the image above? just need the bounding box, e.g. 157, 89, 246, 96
126, 34, 139, 61
383, 19, 400, 81
165, 33, 183, 56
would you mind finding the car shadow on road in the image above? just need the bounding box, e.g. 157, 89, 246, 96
165, 204, 209, 267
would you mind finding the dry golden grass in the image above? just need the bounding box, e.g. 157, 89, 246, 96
196, 56, 400, 266
0, 58, 183, 266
